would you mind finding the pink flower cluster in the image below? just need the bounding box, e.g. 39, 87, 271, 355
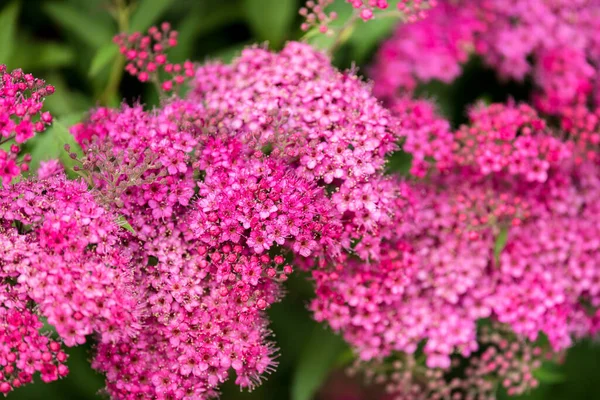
42, 30, 415, 398
454, 102, 570, 182
0, 286, 68, 395
391, 96, 453, 176
0, 65, 54, 184
300, 0, 436, 33
313, 94, 600, 398
191, 41, 410, 260
114, 22, 194, 92
371, 0, 600, 117
0, 177, 140, 395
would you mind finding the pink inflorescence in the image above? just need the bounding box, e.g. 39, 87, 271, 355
300, 0, 436, 33
0, 287, 68, 395
65, 32, 412, 397
371, 0, 600, 117
73, 102, 288, 399
391, 96, 453, 177
0, 65, 54, 185
311, 96, 600, 398
191, 41, 410, 261
0, 176, 140, 395
114, 23, 194, 92
361, 324, 554, 400
454, 102, 570, 183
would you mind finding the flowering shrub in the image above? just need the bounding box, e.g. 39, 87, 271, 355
2, 1, 600, 399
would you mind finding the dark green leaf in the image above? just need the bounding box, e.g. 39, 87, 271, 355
9, 40, 76, 70
0, 1, 20, 64
533, 365, 567, 384
243, 0, 296, 48
89, 43, 119, 77
170, 3, 242, 62
387, 151, 413, 175
43, 2, 115, 48
129, 0, 174, 33
43, 73, 92, 116
291, 326, 347, 400
350, 15, 397, 63
211, 41, 252, 64
28, 113, 83, 175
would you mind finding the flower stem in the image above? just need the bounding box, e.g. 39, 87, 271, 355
99, 0, 130, 106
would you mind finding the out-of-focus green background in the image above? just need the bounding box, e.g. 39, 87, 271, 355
2, 0, 600, 399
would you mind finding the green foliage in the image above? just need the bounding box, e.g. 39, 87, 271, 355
129, 0, 174, 32
0, 1, 20, 63
243, 0, 296, 47
10, 40, 76, 71
43, 2, 115, 49
291, 326, 348, 400
89, 43, 119, 77
27, 114, 83, 178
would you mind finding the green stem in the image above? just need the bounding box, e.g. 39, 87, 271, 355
327, 13, 358, 57
99, 0, 130, 106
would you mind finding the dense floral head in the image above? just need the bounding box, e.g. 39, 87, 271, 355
0, 65, 54, 185
114, 22, 194, 92
191, 41, 410, 260
313, 89, 600, 397
371, 0, 600, 117
0, 176, 140, 395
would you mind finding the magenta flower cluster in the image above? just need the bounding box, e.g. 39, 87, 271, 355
0, 65, 54, 185
372, 0, 600, 118
0, 177, 140, 394
300, 0, 436, 33
313, 96, 600, 397
306, 2, 600, 397
191, 42, 411, 261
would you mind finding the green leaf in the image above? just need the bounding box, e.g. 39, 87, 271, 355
243, 0, 296, 48
387, 151, 413, 175
117, 215, 136, 233
43, 73, 92, 116
291, 326, 347, 400
89, 43, 119, 77
28, 113, 83, 175
494, 226, 509, 263
43, 2, 115, 49
350, 15, 397, 63
533, 364, 567, 384
129, 0, 174, 33
170, 3, 243, 62
9, 40, 76, 70
211, 41, 252, 64
0, 1, 20, 64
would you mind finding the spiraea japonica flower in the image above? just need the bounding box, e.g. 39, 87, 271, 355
191, 41, 411, 261
311, 97, 600, 399
0, 65, 54, 185
299, 0, 437, 33
0, 176, 140, 395
371, 0, 600, 117
65, 23, 418, 397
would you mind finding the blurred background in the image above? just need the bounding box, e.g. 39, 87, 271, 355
1, 0, 600, 399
